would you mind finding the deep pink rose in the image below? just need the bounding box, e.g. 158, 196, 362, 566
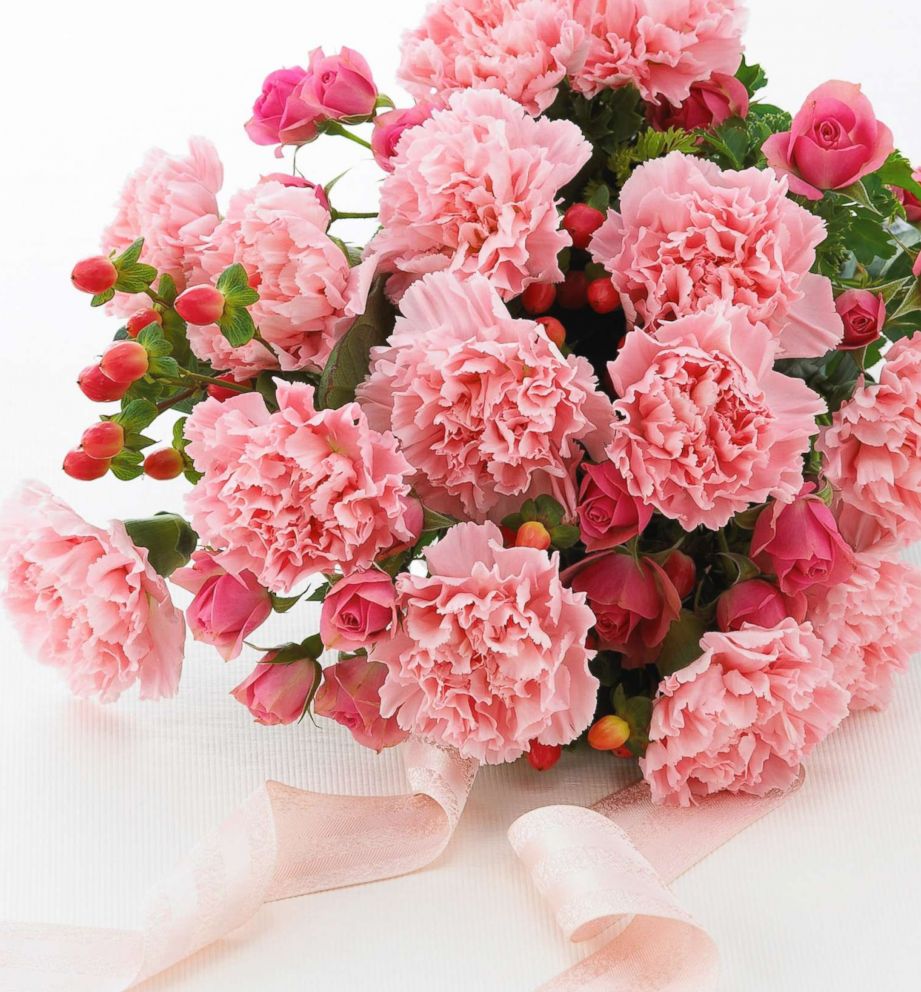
320, 571, 397, 652
231, 656, 317, 726
314, 657, 409, 752
567, 552, 682, 666
717, 579, 804, 632
245, 67, 308, 146
577, 461, 653, 551
892, 167, 921, 223
259, 172, 331, 211
835, 289, 886, 351
751, 492, 855, 597
762, 81, 894, 200
371, 103, 433, 172
648, 72, 749, 132
172, 551, 272, 661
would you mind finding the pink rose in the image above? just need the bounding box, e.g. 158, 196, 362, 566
648, 72, 749, 132
172, 551, 272, 661
763, 81, 894, 201
371, 103, 433, 172
259, 173, 330, 210
231, 656, 318, 726
716, 579, 803, 633
892, 167, 921, 223
576, 461, 653, 551
835, 289, 886, 351
662, 550, 696, 600
244, 67, 308, 146
319, 571, 397, 652
314, 657, 409, 752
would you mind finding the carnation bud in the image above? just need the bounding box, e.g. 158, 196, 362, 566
100, 341, 149, 384
536, 316, 566, 349
588, 715, 630, 751
662, 550, 696, 600
63, 448, 110, 481
562, 203, 605, 250
587, 278, 621, 315
71, 255, 118, 295
126, 308, 162, 338
78, 364, 129, 403
175, 285, 226, 325
526, 740, 562, 772
144, 448, 184, 481
521, 282, 557, 315
122, 512, 198, 576
557, 270, 588, 310
516, 521, 552, 551
81, 421, 124, 460
207, 374, 251, 402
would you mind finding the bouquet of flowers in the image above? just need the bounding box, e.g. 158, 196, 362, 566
5, 0, 921, 809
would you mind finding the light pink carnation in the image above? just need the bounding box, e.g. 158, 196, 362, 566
190, 181, 351, 379
807, 553, 921, 712
0, 484, 185, 702
373, 522, 599, 764
589, 152, 844, 358
398, 0, 587, 116
357, 89, 591, 304
101, 138, 223, 317
572, 0, 746, 106
358, 271, 614, 521
183, 383, 416, 593
606, 302, 825, 531
818, 332, 921, 552
641, 619, 849, 806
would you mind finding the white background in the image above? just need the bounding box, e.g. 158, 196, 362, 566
1, 1, 920, 989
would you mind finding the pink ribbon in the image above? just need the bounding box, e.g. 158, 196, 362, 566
0, 742, 799, 992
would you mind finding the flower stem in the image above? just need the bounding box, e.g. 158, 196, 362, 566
323, 121, 373, 150
156, 387, 198, 413
331, 210, 379, 221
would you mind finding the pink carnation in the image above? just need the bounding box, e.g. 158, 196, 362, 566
589, 152, 844, 358
398, 0, 587, 116
373, 522, 599, 764
190, 181, 351, 379
606, 302, 825, 531
572, 0, 746, 106
358, 89, 591, 304
0, 484, 185, 702
818, 332, 921, 552
183, 383, 416, 593
641, 619, 849, 806
358, 271, 614, 521
101, 138, 223, 317
807, 553, 921, 712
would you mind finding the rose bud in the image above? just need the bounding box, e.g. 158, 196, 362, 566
526, 740, 562, 771
516, 521, 552, 551
100, 341, 149, 384
836, 290, 886, 350
71, 255, 118, 295
716, 579, 792, 633
63, 448, 110, 481
648, 72, 750, 132
314, 656, 409, 752
588, 715, 630, 752
319, 570, 397, 652
587, 278, 621, 315
557, 270, 588, 310
175, 284, 226, 326
562, 203, 605, 250
245, 66, 309, 146
77, 364, 129, 403
577, 461, 653, 552
231, 656, 318, 726
536, 316, 566, 349
291, 47, 378, 131
207, 373, 251, 402
763, 81, 894, 200
521, 281, 557, 315
751, 491, 855, 597
144, 448, 184, 481
126, 308, 162, 338
662, 550, 696, 600
371, 103, 433, 171
380, 494, 425, 558
172, 551, 273, 661
81, 421, 124, 460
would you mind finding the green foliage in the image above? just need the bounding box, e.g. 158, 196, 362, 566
776, 351, 866, 413
112, 238, 158, 295
656, 610, 707, 678
612, 685, 653, 757
216, 263, 260, 347
609, 127, 700, 185
735, 57, 768, 97
695, 103, 791, 171
877, 152, 921, 201
109, 449, 145, 481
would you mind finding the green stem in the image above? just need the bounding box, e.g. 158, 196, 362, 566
323, 121, 373, 150
156, 387, 198, 413
165, 371, 250, 393
331, 210, 379, 221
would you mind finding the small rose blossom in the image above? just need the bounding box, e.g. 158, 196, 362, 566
259, 173, 330, 210
835, 290, 886, 351
231, 657, 317, 726
371, 103, 433, 171
577, 461, 653, 551
319, 571, 398, 652
662, 550, 696, 600
648, 72, 749, 132
716, 579, 799, 632
892, 168, 921, 223
762, 81, 894, 200
245, 67, 308, 146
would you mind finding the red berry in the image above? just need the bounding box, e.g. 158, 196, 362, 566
587, 715, 631, 752
521, 282, 557, 315
536, 316, 566, 349
63, 448, 110, 481
587, 278, 621, 315
562, 204, 605, 250
612, 746, 634, 759
144, 448, 184, 480
71, 255, 118, 295
175, 285, 225, 325
100, 341, 149, 384
207, 373, 250, 402
516, 521, 552, 551
81, 421, 125, 460
126, 308, 162, 338
78, 364, 129, 403
527, 740, 562, 772
557, 270, 588, 310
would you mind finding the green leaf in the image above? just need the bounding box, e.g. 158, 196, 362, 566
137, 325, 172, 357
124, 512, 198, 576
114, 238, 145, 267
270, 591, 305, 614
115, 264, 158, 295
535, 494, 565, 528
148, 356, 181, 378
549, 524, 581, 550
735, 56, 768, 97
421, 506, 457, 533
218, 306, 257, 348
109, 449, 145, 481
876, 152, 921, 202
519, 499, 539, 523
216, 263, 259, 307
586, 184, 611, 213
656, 611, 707, 677
91, 288, 116, 308
157, 273, 178, 305
306, 580, 332, 603
116, 398, 158, 433
172, 417, 188, 450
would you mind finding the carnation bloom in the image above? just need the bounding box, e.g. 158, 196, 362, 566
190, 180, 350, 379
373, 522, 599, 764
641, 619, 849, 806
183, 383, 416, 593
101, 138, 223, 316
398, 0, 587, 116
589, 152, 844, 358
806, 553, 921, 712
818, 332, 921, 552
357, 89, 591, 304
358, 271, 614, 521
605, 302, 826, 531
572, 0, 746, 106
0, 484, 185, 702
